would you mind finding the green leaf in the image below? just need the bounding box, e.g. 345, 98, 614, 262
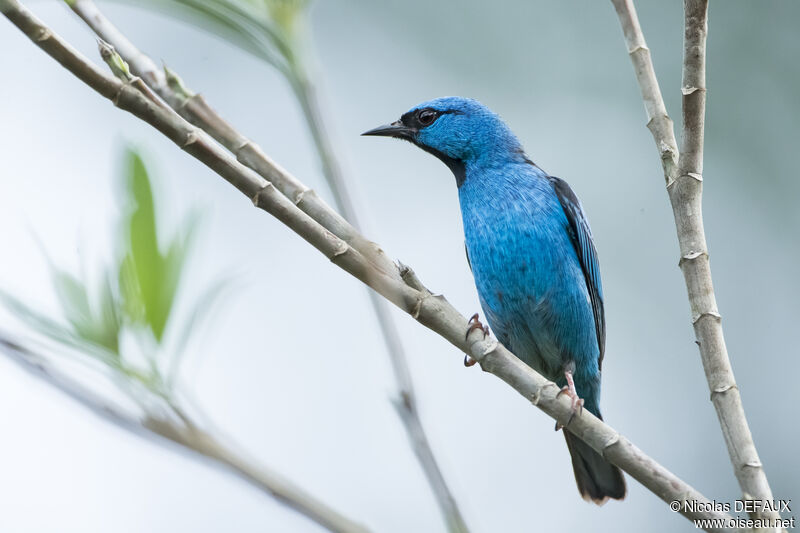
119, 251, 146, 324
94, 269, 123, 354
0, 289, 120, 366
52, 270, 92, 333
120, 148, 172, 341
264, 0, 308, 35
39, 256, 121, 356
119, 149, 200, 349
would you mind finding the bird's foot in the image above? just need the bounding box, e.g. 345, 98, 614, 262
465, 313, 489, 339
554, 370, 584, 431
463, 313, 489, 367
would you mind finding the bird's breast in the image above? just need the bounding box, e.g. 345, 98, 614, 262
458, 175, 594, 378
463, 201, 571, 312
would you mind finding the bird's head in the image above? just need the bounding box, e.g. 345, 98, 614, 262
362, 97, 525, 186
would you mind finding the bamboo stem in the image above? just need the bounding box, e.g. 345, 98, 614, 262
611, 0, 781, 525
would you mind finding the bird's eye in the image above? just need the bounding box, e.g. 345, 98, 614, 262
417, 108, 438, 126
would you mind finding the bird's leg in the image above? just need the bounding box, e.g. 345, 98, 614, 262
555, 369, 584, 430
463, 313, 490, 367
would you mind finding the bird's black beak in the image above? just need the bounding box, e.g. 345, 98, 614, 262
361, 120, 414, 140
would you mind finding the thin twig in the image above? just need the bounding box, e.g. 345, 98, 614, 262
1, 2, 741, 529
147, 416, 370, 533
65, 2, 470, 530
0, 333, 369, 533
610, 0, 680, 184
610, 0, 782, 525
0, 335, 149, 435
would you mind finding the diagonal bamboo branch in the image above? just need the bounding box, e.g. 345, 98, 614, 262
611, 0, 781, 524
64, 2, 470, 530
1, 1, 741, 530
65, 0, 394, 278
0, 334, 370, 533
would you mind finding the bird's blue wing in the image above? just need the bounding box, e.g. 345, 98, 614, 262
547, 176, 606, 369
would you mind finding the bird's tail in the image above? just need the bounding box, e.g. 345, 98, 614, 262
563, 419, 626, 504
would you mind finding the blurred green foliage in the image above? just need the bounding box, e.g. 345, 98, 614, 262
0, 147, 226, 395
143, 0, 310, 76
119, 151, 190, 343
133, 0, 350, 219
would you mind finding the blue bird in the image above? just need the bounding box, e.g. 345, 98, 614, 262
363, 97, 626, 503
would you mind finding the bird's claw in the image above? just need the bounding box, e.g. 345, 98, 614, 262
556, 386, 585, 414
554, 370, 584, 431
463, 313, 489, 367
465, 313, 489, 340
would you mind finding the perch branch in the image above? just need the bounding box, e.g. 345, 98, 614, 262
0, 334, 370, 533
2, 1, 742, 529
611, 0, 780, 523
65, 2, 470, 530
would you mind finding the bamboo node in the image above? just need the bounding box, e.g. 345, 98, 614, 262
710, 383, 737, 400
692, 310, 721, 324
601, 433, 621, 459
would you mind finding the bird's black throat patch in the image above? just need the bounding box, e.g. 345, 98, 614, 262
415, 143, 466, 187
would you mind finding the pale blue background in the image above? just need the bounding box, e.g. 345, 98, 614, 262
0, 1, 797, 532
